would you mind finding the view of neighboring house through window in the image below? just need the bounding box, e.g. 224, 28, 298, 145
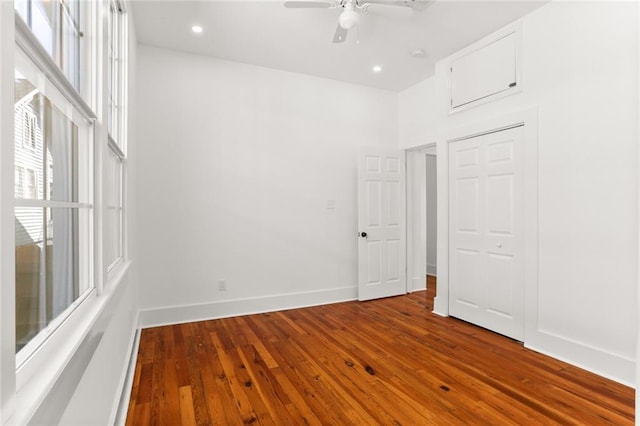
14, 62, 92, 355
22, 110, 37, 150
14, 166, 38, 199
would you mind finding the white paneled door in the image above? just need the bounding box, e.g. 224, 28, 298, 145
357, 147, 406, 301
449, 126, 524, 340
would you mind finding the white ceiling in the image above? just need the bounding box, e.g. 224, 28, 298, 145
130, 0, 545, 92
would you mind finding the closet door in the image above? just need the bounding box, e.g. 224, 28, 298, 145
448, 126, 524, 340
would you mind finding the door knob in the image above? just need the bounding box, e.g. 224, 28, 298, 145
497, 242, 503, 248
360, 232, 367, 238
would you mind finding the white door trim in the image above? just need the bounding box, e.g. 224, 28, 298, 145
636, 1, 640, 410
433, 108, 538, 325
406, 143, 436, 293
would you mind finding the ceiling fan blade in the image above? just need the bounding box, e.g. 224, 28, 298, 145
363, 0, 433, 12
332, 24, 348, 43
284, 1, 333, 8
364, 3, 413, 19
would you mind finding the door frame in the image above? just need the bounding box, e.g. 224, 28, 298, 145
433, 108, 539, 336
405, 143, 436, 294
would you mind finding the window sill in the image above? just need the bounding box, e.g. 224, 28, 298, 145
10, 260, 132, 425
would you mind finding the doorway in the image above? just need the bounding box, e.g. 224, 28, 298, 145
406, 145, 437, 298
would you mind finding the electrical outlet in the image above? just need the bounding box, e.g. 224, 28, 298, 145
218, 279, 227, 291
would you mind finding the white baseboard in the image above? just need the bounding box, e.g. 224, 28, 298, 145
525, 328, 636, 387
410, 277, 427, 292
138, 286, 358, 329
111, 317, 141, 426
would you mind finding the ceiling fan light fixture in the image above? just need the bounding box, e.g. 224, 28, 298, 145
338, 5, 359, 30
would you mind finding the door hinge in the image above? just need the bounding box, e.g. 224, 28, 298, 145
509, 82, 517, 88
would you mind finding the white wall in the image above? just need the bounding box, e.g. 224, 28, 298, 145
400, 1, 638, 385
398, 77, 437, 149
135, 46, 398, 325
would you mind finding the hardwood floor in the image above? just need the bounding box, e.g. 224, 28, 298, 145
126, 277, 634, 425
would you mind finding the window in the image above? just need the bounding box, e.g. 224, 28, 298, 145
6, 0, 128, 418
106, 0, 126, 274
13, 167, 37, 199
15, 0, 82, 90
24, 168, 37, 199
107, 0, 124, 146
15, 166, 25, 197
14, 53, 93, 357
105, 148, 123, 270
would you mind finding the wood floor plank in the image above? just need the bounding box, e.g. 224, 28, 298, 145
179, 386, 197, 426
124, 362, 143, 426
126, 282, 634, 425
210, 331, 263, 424
199, 338, 245, 425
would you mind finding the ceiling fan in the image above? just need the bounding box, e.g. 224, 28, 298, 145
283, 0, 432, 44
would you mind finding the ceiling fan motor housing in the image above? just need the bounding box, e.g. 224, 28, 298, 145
339, 2, 359, 30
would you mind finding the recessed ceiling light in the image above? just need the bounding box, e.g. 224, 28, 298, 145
192, 25, 203, 34
372, 65, 382, 73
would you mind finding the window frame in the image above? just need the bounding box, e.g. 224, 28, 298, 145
105, 0, 127, 278
13, 45, 96, 370
12, 4, 100, 401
